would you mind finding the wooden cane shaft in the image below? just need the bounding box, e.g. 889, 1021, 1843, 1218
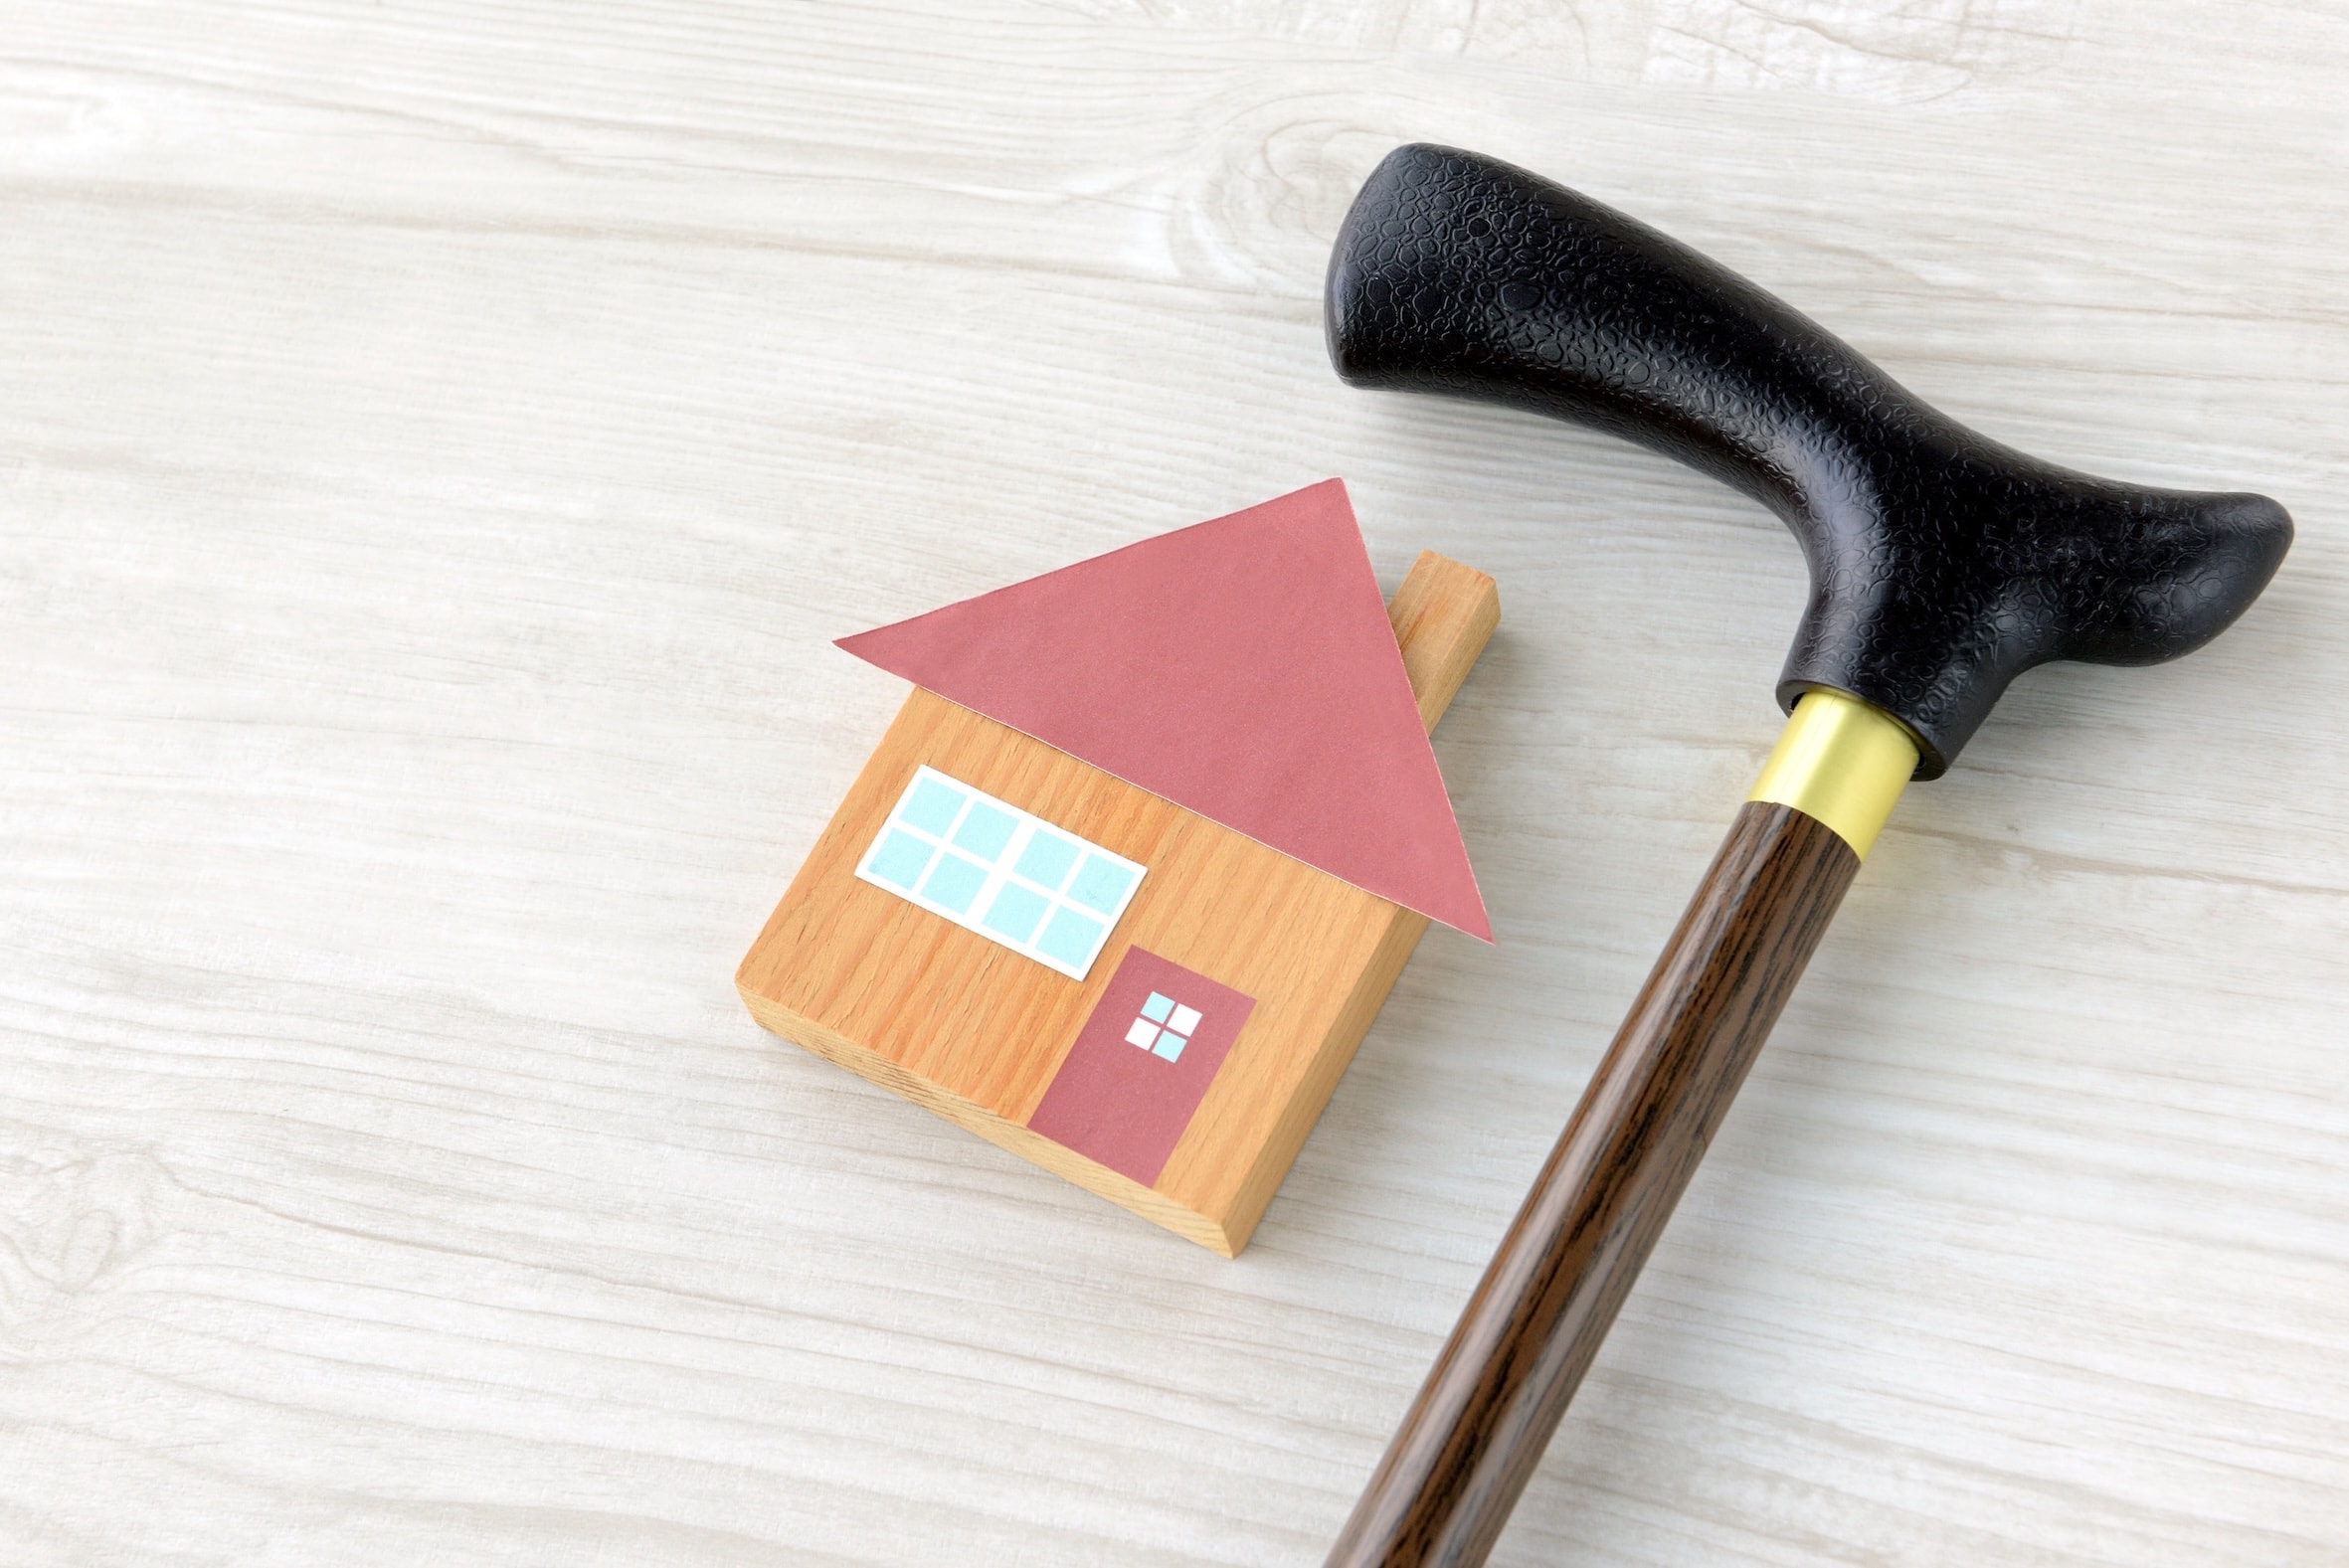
1328, 800, 1860, 1567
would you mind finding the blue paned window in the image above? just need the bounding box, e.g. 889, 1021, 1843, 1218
953, 799, 1018, 859
1012, 830, 1079, 891
1125, 992, 1204, 1064
1067, 854, 1137, 915
901, 776, 966, 836
921, 852, 988, 914
866, 829, 935, 890
981, 882, 1049, 943
1035, 906, 1105, 969
855, 766, 1147, 980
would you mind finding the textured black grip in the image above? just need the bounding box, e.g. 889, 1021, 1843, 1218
1327, 144, 2292, 776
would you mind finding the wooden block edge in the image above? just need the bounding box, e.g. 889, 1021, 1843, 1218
1216, 905, 1432, 1253
738, 982, 1242, 1257
1391, 551, 1501, 735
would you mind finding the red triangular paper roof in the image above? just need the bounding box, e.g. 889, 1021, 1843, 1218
835, 479, 1490, 941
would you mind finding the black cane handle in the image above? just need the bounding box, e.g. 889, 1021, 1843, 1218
1326, 143, 2292, 776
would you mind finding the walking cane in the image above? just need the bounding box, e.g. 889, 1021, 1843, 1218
1322, 144, 2292, 1566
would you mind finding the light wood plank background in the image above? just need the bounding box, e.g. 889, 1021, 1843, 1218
4, 2, 2343, 1562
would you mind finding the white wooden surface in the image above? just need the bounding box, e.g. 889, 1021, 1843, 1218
4, 3, 2344, 1563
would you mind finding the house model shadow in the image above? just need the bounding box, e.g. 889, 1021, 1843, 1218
736, 480, 1499, 1255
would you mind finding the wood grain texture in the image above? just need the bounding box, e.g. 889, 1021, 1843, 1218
1391, 551, 1505, 731
2, 2, 2345, 1565
734, 552, 1495, 1255
1332, 802, 1860, 1566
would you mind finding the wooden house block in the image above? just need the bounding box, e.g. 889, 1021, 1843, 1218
737, 486, 1497, 1255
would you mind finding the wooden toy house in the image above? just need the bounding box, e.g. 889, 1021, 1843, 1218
736, 480, 1497, 1254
